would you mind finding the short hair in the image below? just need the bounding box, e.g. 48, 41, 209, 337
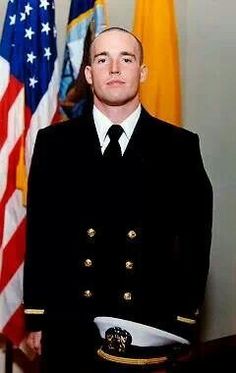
89, 26, 144, 65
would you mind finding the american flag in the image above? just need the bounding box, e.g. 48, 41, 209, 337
0, 0, 59, 346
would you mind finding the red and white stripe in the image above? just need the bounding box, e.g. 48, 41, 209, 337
0, 56, 59, 346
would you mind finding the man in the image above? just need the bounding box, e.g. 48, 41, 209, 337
23, 27, 213, 372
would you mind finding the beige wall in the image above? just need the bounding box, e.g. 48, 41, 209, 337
0, 0, 236, 370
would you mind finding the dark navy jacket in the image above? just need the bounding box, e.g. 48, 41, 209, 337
23, 108, 213, 343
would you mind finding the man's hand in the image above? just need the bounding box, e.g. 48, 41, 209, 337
26, 331, 42, 355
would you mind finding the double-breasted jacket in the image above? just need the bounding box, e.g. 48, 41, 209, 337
23, 108, 213, 343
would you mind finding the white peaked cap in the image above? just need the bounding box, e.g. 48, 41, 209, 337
94, 316, 190, 347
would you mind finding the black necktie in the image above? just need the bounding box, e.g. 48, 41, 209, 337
103, 125, 124, 159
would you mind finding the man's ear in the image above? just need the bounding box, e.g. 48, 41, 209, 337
84, 65, 93, 85
140, 64, 148, 83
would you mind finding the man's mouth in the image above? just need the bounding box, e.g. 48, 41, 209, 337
106, 79, 125, 86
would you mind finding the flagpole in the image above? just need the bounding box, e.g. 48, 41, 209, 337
5, 339, 13, 373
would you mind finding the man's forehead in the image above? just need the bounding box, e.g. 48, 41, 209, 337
92, 30, 139, 52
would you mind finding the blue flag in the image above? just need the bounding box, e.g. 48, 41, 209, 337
59, 0, 107, 119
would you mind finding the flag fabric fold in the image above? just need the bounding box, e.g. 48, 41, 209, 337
59, 0, 107, 119
133, 0, 181, 126
0, 0, 59, 346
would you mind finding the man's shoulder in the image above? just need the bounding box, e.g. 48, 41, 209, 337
141, 108, 198, 144
37, 115, 90, 139
34, 115, 94, 153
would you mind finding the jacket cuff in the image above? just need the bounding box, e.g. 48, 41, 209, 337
176, 315, 197, 325
173, 312, 199, 342
24, 308, 45, 331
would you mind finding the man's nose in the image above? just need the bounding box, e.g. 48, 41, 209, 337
110, 60, 120, 75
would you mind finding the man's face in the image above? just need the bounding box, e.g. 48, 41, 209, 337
85, 30, 147, 107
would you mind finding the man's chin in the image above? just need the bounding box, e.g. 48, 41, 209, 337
100, 96, 136, 107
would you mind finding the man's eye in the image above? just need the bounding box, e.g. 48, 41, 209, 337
122, 57, 133, 63
97, 58, 106, 63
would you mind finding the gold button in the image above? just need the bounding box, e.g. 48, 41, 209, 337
127, 230, 137, 239
83, 290, 93, 298
87, 228, 96, 238
84, 259, 93, 267
125, 261, 134, 270
123, 292, 132, 301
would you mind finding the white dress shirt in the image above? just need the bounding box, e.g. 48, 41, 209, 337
93, 105, 141, 155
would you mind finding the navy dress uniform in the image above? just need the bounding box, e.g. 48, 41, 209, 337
23, 107, 213, 372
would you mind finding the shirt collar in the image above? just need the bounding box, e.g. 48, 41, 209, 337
93, 104, 141, 146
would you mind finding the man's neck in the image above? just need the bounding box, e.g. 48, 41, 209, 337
94, 98, 140, 124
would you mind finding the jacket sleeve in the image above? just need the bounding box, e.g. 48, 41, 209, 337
173, 133, 213, 340
23, 130, 51, 331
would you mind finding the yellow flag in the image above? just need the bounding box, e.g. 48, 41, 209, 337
133, 0, 181, 126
